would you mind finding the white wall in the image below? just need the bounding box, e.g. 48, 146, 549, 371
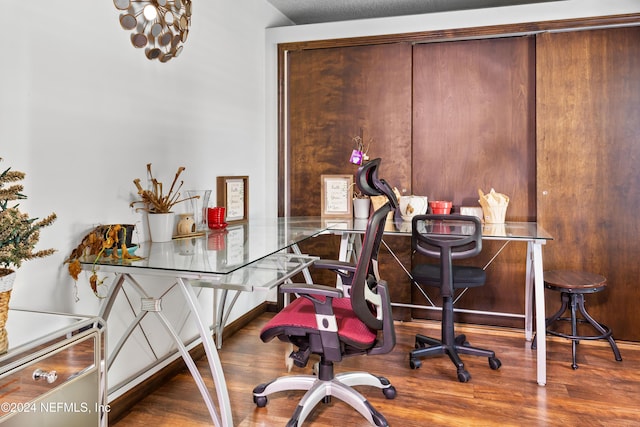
2, 1, 289, 313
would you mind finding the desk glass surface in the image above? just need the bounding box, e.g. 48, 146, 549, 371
83, 217, 331, 276
331, 217, 553, 241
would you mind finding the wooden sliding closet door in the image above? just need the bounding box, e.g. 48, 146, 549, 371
283, 43, 414, 317
537, 27, 640, 341
412, 37, 536, 325
285, 43, 413, 214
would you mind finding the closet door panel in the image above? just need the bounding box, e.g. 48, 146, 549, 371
536, 27, 640, 341
284, 43, 413, 318
412, 37, 536, 325
286, 43, 412, 215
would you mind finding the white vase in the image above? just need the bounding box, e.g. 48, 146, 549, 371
147, 212, 176, 242
0, 269, 15, 293
353, 198, 371, 219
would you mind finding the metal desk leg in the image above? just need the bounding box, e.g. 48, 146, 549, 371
524, 243, 534, 341
212, 288, 241, 349
178, 278, 233, 427
532, 242, 547, 386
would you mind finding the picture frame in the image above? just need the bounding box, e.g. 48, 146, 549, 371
216, 176, 248, 224
320, 174, 353, 218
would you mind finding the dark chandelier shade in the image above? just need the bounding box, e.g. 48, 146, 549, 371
114, 0, 192, 63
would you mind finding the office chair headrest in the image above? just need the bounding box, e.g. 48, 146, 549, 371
355, 158, 398, 209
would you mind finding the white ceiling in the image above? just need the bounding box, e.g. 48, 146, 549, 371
267, 0, 564, 24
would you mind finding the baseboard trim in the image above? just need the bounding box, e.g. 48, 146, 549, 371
108, 302, 269, 424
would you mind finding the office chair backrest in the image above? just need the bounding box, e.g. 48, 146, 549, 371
350, 159, 397, 331
356, 158, 398, 281
412, 214, 482, 258
412, 214, 483, 296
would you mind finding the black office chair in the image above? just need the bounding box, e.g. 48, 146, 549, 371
253, 158, 398, 427
409, 214, 501, 382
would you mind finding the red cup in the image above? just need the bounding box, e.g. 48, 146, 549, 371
429, 200, 452, 215
207, 207, 226, 226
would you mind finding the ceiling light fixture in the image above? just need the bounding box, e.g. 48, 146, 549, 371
113, 0, 192, 63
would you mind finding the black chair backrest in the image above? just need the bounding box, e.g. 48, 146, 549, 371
350, 159, 397, 330
411, 214, 483, 296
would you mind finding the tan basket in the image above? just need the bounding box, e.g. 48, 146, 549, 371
0, 290, 10, 354
478, 189, 509, 224
480, 205, 508, 224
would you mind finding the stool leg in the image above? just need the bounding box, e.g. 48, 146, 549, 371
570, 294, 579, 369
576, 294, 623, 362
531, 291, 569, 350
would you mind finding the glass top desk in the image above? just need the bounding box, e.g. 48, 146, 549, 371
80, 217, 333, 427
325, 217, 553, 386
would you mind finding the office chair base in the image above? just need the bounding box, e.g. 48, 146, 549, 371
253, 371, 396, 426
409, 333, 501, 382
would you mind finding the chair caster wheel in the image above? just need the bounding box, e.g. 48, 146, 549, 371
382, 385, 397, 399
254, 395, 268, 407
455, 334, 469, 346
457, 369, 471, 382
409, 358, 421, 369
489, 356, 502, 370
572, 363, 579, 370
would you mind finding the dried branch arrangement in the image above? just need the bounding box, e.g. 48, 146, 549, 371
130, 163, 198, 213
65, 224, 140, 299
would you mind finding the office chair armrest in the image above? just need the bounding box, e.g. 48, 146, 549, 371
314, 259, 356, 295
314, 259, 356, 273
280, 283, 343, 299
368, 280, 396, 356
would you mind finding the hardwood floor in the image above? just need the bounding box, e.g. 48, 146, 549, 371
112, 313, 640, 426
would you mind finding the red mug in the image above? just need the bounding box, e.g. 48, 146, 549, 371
207, 206, 226, 226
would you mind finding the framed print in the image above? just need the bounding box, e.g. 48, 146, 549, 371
217, 176, 248, 224
321, 174, 353, 218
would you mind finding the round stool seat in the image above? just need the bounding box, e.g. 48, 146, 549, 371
544, 270, 607, 294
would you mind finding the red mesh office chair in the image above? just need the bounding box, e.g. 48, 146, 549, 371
253, 158, 398, 426
409, 214, 501, 382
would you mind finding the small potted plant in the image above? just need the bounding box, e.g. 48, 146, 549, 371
0, 158, 56, 352
351, 184, 371, 219
130, 164, 198, 242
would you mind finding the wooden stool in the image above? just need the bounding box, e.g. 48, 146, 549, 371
533, 270, 622, 369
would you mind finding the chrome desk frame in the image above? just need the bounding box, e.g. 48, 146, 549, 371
80, 217, 331, 427
330, 218, 553, 386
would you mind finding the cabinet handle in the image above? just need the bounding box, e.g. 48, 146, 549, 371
33, 368, 58, 384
